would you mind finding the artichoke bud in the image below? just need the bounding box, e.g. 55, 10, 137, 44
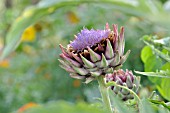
106, 69, 140, 101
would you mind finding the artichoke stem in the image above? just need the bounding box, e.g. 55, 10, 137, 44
97, 76, 112, 113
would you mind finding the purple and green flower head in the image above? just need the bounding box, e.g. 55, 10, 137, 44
59, 23, 130, 83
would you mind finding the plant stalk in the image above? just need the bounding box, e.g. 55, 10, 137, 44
97, 76, 112, 113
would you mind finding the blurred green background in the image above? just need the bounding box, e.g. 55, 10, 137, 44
0, 0, 170, 113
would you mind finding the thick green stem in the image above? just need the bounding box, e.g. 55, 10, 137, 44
97, 76, 112, 113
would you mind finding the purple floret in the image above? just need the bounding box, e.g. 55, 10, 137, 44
70, 28, 110, 51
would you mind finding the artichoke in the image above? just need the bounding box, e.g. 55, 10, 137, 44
59, 23, 130, 83
106, 69, 140, 101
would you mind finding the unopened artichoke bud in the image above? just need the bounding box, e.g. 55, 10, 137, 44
59, 23, 130, 83
106, 69, 140, 101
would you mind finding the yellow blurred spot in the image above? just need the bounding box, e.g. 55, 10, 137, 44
48, 7, 55, 13
16, 17, 22, 22
0, 59, 10, 68
67, 11, 80, 24
129, 17, 140, 23
18, 102, 38, 113
21, 26, 36, 42
16, 9, 33, 23
0, 37, 4, 49
73, 80, 81, 88
22, 45, 34, 54
23, 10, 33, 18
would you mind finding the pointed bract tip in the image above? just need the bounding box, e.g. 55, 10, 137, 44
59, 44, 67, 54
113, 24, 118, 39
74, 35, 77, 39
70, 41, 73, 43
121, 26, 124, 31
59, 44, 63, 49
59, 53, 65, 59
120, 26, 124, 40
84, 77, 94, 84
70, 73, 85, 79
105, 39, 114, 59
113, 24, 118, 31
105, 22, 110, 30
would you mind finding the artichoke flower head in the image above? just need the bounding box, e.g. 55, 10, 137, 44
59, 23, 130, 83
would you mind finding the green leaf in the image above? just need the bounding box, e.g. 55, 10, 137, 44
141, 35, 170, 101
140, 99, 170, 113
162, 62, 170, 70
143, 40, 170, 62
141, 46, 154, 63
109, 90, 135, 113
162, 48, 170, 55
163, 46, 170, 52
152, 47, 170, 62
152, 37, 170, 47
135, 70, 170, 78
157, 79, 170, 101
140, 99, 155, 113
158, 105, 170, 113
143, 55, 170, 101
149, 99, 170, 111
144, 55, 162, 72
156, 63, 170, 101
135, 69, 170, 96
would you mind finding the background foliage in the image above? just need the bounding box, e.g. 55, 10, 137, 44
0, 0, 170, 113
